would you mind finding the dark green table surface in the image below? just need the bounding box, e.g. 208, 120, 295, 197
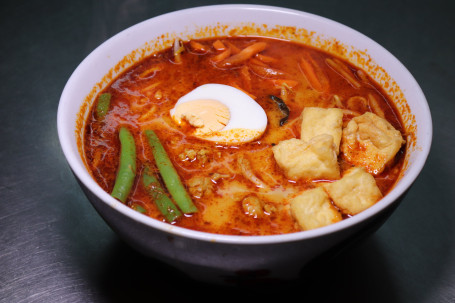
1, 0, 454, 302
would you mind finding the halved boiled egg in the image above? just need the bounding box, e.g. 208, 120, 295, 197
170, 84, 267, 144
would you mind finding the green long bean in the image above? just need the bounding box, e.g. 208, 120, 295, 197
96, 93, 111, 119
142, 166, 182, 222
144, 130, 198, 214
111, 127, 136, 203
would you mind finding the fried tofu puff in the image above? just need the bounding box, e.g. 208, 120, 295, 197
324, 167, 382, 215
300, 107, 343, 154
272, 134, 340, 180
290, 187, 342, 230
341, 112, 405, 175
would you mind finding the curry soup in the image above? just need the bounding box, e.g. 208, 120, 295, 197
83, 36, 406, 235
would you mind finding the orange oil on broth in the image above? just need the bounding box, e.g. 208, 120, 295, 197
83, 36, 406, 235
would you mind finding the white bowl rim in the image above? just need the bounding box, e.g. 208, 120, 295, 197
57, 4, 432, 245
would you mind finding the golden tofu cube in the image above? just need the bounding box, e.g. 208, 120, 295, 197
341, 112, 405, 174
291, 187, 342, 230
301, 107, 343, 154
272, 134, 340, 180
324, 167, 382, 215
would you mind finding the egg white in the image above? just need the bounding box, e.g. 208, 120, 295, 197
170, 84, 268, 144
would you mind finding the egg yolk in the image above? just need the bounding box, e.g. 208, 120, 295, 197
171, 99, 230, 136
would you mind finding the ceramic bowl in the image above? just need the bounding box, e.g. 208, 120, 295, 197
57, 4, 432, 284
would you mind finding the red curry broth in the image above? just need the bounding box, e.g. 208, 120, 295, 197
83, 36, 405, 235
